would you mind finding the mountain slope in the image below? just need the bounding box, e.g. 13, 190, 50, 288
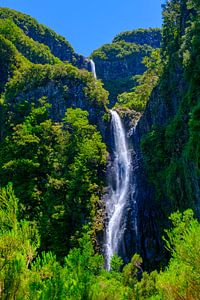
0, 7, 88, 68
91, 28, 162, 106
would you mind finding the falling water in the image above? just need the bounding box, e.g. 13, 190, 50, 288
105, 110, 131, 270
90, 59, 97, 79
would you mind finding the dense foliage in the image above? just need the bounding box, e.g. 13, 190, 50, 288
113, 28, 162, 48
0, 100, 107, 258
0, 1, 200, 299
0, 1, 109, 266
1, 185, 199, 299
0, 19, 61, 65
91, 41, 152, 61
0, 34, 29, 93
141, 0, 200, 215
0, 10, 109, 126
0, 8, 77, 64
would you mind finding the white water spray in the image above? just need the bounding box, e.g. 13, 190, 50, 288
90, 59, 97, 79
105, 110, 131, 269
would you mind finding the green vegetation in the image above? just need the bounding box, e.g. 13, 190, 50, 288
0, 10, 108, 125
113, 28, 161, 48
155, 209, 200, 299
0, 8, 76, 63
91, 41, 153, 104
0, 19, 61, 65
91, 29, 160, 105
141, 0, 200, 215
4, 62, 108, 113
102, 76, 137, 105
91, 41, 152, 61
0, 5, 109, 266
1, 187, 199, 299
0, 1, 200, 299
115, 49, 162, 112
0, 34, 29, 93
0, 101, 107, 258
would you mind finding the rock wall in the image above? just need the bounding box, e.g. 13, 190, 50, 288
115, 1, 200, 269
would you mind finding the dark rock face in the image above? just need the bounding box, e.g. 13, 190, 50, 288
128, 122, 166, 269
103, 111, 159, 266
113, 29, 162, 48
102, 109, 166, 268
113, 2, 200, 269
94, 54, 146, 82
137, 65, 187, 137
114, 35, 195, 270
121, 68, 186, 267
102, 109, 167, 267
75, 54, 91, 70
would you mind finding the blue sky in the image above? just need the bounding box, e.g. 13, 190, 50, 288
1, 0, 165, 56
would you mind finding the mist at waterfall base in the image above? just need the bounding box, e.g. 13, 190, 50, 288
105, 111, 132, 270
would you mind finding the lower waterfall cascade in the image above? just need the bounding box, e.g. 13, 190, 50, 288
105, 110, 132, 270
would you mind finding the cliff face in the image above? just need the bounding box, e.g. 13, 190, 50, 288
118, 0, 200, 268
4, 63, 108, 130
91, 29, 161, 106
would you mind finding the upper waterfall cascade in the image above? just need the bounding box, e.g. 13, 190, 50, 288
105, 110, 131, 270
90, 59, 97, 79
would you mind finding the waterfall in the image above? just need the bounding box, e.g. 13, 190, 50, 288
90, 59, 97, 79
105, 110, 131, 270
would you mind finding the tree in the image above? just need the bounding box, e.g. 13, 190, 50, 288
156, 210, 200, 299
0, 184, 40, 300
